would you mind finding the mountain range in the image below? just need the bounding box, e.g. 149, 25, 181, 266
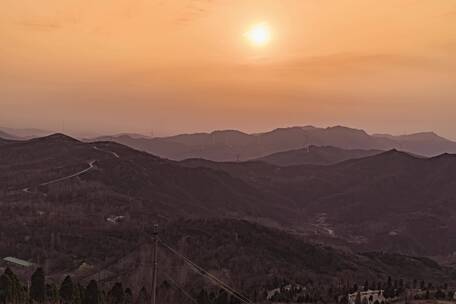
0, 127, 52, 140
94, 126, 456, 161
1, 131, 456, 289
256, 145, 383, 166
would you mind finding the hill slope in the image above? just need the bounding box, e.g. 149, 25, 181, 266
182, 150, 456, 256
0, 130, 21, 141
256, 145, 383, 166
0, 134, 295, 222
74, 219, 456, 298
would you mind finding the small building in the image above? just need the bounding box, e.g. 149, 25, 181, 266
3, 257, 34, 268
267, 284, 306, 300
348, 290, 385, 304
106, 215, 125, 224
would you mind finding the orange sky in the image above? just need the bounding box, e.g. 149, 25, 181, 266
1, 0, 455, 138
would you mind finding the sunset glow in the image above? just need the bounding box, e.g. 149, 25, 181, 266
0, 0, 455, 138
245, 23, 271, 46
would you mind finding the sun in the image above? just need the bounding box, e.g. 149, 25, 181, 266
245, 23, 271, 47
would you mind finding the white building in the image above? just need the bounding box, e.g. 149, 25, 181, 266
348, 290, 386, 304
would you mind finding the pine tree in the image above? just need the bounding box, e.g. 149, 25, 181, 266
354, 292, 362, 304
74, 284, 84, 304
84, 280, 99, 304
60, 276, 74, 304
0, 273, 11, 304
30, 268, 46, 304
4, 268, 25, 304
197, 289, 210, 304
46, 283, 59, 304
216, 290, 229, 304
136, 287, 148, 304
107, 283, 124, 304
124, 288, 133, 304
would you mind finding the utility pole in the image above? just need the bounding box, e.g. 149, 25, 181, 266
151, 224, 159, 304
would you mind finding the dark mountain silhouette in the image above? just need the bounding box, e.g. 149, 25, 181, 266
182, 150, 456, 256
256, 145, 383, 166
0, 130, 21, 141
2, 133, 456, 282
0, 126, 52, 139
0, 133, 296, 223
93, 126, 456, 161
78, 219, 456, 294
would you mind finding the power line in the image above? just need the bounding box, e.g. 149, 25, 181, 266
162, 272, 199, 304
158, 239, 252, 304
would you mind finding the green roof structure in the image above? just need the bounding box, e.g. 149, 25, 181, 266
3, 257, 34, 267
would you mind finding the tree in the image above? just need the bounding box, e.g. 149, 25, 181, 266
46, 283, 59, 304
197, 289, 210, 304
420, 281, 425, 290
107, 283, 124, 304
3, 268, 26, 304
59, 276, 74, 304
30, 268, 46, 304
0, 273, 11, 304
84, 281, 99, 304
73, 284, 84, 304
425, 290, 430, 299
355, 292, 362, 304
124, 289, 133, 304
435, 289, 446, 299
387, 277, 392, 288
216, 290, 229, 304
352, 284, 359, 293
136, 287, 148, 304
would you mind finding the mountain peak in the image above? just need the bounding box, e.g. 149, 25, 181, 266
325, 125, 369, 136
35, 133, 80, 143
0, 130, 21, 140
375, 149, 418, 160
401, 132, 447, 142
210, 129, 249, 136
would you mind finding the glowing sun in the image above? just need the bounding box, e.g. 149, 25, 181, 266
245, 23, 271, 47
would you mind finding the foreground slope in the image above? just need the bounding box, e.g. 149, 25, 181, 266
73, 219, 456, 297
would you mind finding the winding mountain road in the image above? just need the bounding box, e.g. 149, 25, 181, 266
93, 146, 120, 158
21, 160, 96, 193
40, 160, 97, 186
21, 145, 120, 194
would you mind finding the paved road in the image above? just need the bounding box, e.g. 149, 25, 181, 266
21, 145, 119, 194
22, 160, 96, 193
40, 160, 96, 186
93, 146, 120, 159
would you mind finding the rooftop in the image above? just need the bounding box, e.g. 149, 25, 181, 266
3, 257, 34, 267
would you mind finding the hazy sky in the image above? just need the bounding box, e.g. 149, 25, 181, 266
1, 0, 455, 138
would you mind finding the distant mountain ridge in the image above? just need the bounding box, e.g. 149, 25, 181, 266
256, 145, 383, 166
0, 130, 21, 141
91, 126, 456, 161
0, 126, 52, 139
